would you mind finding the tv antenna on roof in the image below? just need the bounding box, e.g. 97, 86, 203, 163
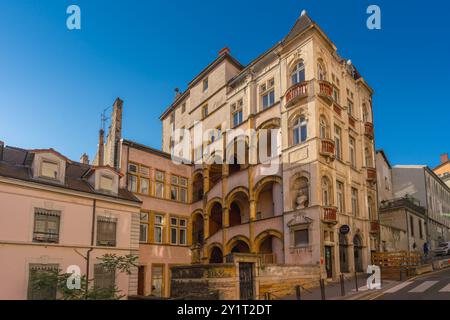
100, 105, 112, 132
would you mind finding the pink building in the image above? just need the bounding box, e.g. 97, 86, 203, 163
0, 142, 141, 300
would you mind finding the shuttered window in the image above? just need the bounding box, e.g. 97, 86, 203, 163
27, 264, 59, 300
94, 264, 115, 290
96, 217, 117, 247
33, 208, 60, 243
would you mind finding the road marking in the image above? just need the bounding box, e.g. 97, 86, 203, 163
408, 281, 438, 293
384, 281, 413, 293
439, 283, 450, 292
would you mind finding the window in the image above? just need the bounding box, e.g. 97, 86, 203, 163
332, 86, 340, 104
40, 160, 59, 179
410, 216, 415, 237
292, 116, 307, 145
181, 103, 186, 114
334, 126, 342, 160
291, 61, 305, 85
368, 196, 374, 220
232, 99, 243, 127
203, 78, 208, 92
349, 136, 356, 168
154, 214, 164, 243
319, 116, 328, 139
97, 217, 117, 247
99, 175, 113, 191
318, 62, 326, 81
365, 148, 373, 168
94, 264, 115, 290
362, 103, 370, 122
322, 177, 331, 206
170, 175, 188, 203
347, 99, 354, 116
33, 208, 60, 243
128, 163, 150, 195
155, 170, 165, 198
169, 113, 175, 131
140, 212, 149, 243
202, 104, 209, 118
337, 181, 345, 213
151, 265, 164, 297
351, 188, 359, 216
294, 229, 309, 247
28, 264, 58, 300
170, 217, 188, 245
419, 220, 423, 239
260, 78, 275, 110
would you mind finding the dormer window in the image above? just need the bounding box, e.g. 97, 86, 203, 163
40, 161, 59, 180
99, 175, 113, 192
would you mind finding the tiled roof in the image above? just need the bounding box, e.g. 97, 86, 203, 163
0, 146, 141, 203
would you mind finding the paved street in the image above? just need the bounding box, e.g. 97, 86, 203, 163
372, 268, 450, 300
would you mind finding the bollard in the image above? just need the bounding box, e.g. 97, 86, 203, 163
320, 279, 326, 300
354, 272, 359, 292
295, 285, 301, 301
340, 274, 345, 296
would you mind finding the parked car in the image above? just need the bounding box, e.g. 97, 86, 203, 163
433, 242, 450, 256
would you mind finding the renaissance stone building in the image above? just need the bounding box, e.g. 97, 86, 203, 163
95, 11, 377, 299
160, 11, 376, 280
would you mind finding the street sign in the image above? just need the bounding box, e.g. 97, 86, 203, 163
340, 225, 350, 234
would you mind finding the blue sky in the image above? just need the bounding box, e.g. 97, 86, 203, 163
0, 0, 449, 168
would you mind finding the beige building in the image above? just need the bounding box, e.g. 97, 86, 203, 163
434, 153, 450, 188
0, 142, 141, 300
158, 11, 377, 282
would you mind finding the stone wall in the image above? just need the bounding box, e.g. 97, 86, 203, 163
170, 264, 237, 300
257, 264, 321, 298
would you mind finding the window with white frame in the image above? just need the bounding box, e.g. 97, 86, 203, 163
231, 99, 243, 128
155, 170, 165, 198
292, 116, 307, 145
291, 61, 305, 85
170, 217, 187, 245
349, 136, 356, 168
260, 78, 275, 110
170, 175, 188, 203
139, 212, 149, 243
337, 181, 345, 213
154, 214, 164, 243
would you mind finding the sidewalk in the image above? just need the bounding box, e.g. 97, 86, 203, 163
281, 273, 377, 300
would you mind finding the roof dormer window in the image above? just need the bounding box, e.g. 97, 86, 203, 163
99, 175, 114, 192
40, 160, 59, 180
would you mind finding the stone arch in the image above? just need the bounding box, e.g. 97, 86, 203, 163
317, 57, 328, 81
225, 186, 250, 208
205, 197, 223, 216
254, 175, 283, 201
290, 171, 311, 210
226, 186, 250, 226
206, 199, 223, 236
192, 171, 204, 202
320, 174, 334, 206
225, 235, 251, 254
257, 118, 281, 161
225, 135, 249, 174
256, 118, 281, 131
208, 243, 224, 264
253, 176, 283, 219
254, 229, 283, 252
191, 210, 204, 246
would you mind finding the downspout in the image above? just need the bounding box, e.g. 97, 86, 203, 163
423, 170, 431, 249
85, 199, 96, 299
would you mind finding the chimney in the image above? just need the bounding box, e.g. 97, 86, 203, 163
98, 129, 105, 166
80, 153, 89, 165
440, 153, 449, 164
0, 141, 4, 161
218, 47, 230, 57
174, 88, 181, 100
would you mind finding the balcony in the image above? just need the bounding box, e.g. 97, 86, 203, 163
322, 206, 338, 224
366, 167, 377, 183
364, 122, 374, 139
379, 197, 426, 215
320, 139, 335, 160
285, 81, 309, 107
370, 221, 380, 234
318, 80, 333, 104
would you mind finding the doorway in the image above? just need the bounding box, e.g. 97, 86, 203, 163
238, 263, 254, 300
324, 246, 333, 278
353, 235, 363, 272
137, 266, 145, 296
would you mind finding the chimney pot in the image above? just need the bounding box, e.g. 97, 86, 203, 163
440, 153, 449, 164
0, 140, 4, 161
80, 153, 89, 165
218, 47, 230, 56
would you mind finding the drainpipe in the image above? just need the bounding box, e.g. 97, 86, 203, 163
85, 199, 96, 299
